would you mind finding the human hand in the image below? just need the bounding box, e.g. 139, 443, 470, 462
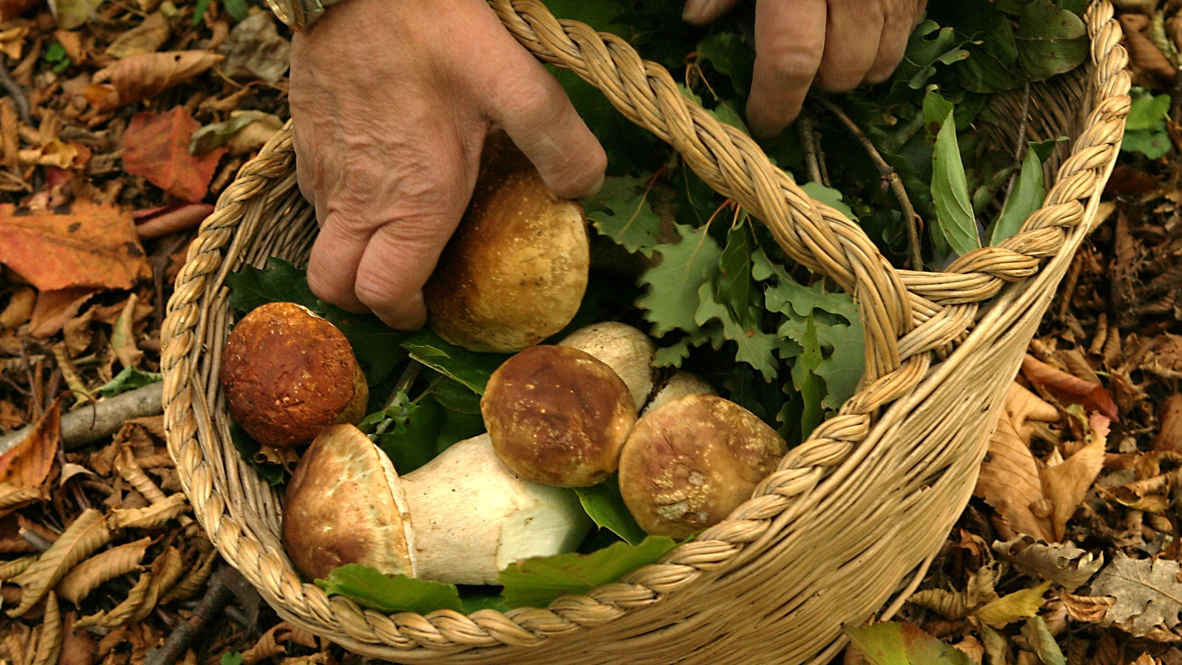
290, 0, 606, 330
683, 0, 928, 137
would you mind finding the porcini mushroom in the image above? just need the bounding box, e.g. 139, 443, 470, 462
560, 322, 656, 410
643, 371, 717, 415
283, 425, 591, 585
618, 394, 786, 540
220, 302, 367, 448
423, 132, 590, 353
482, 345, 637, 487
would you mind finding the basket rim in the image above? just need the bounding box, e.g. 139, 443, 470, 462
160, 0, 1130, 660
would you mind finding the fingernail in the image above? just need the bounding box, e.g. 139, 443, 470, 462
683, 0, 710, 23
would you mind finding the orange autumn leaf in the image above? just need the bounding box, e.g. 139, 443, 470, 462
1021, 354, 1119, 421
0, 201, 150, 292
122, 107, 226, 202
84, 51, 223, 111
0, 400, 61, 518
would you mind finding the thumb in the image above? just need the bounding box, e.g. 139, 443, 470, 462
483, 50, 606, 200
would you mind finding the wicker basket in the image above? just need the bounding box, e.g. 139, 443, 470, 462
161, 1, 1130, 663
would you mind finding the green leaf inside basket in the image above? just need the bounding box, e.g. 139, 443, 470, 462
316, 564, 463, 615
499, 536, 677, 609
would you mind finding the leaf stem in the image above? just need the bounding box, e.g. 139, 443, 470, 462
810, 95, 923, 271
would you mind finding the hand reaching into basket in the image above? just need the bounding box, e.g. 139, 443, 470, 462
289, 0, 926, 330
683, 0, 929, 137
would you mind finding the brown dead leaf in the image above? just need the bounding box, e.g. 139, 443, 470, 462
85, 51, 224, 111
0, 26, 28, 60
110, 293, 142, 370
56, 536, 150, 605
1022, 354, 1119, 421
992, 536, 1103, 591
59, 612, 95, 665
0, 400, 60, 517
0, 286, 35, 330
76, 571, 150, 629
1154, 394, 1182, 453
61, 308, 93, 356
0, 201, 148, 292
133, 202, 212, 239
129, 546, 182, 623
1121, 14, 1177, 85
28, 288, 100, 339
1143, 334, 1182, 380
122, 107, 226, 202
0, 555, 33, 581
9, 509, 111, 617
105, 12, 170, 59
907, 564, 1000, 620
975, 395, 1056, 542
1092, 553, 1182, 637
1042, 414, 1109, 541
1060, 591, 1114, 623
0, 0, 41, 21
108, 492, 189, 529
159, 548, 216, 604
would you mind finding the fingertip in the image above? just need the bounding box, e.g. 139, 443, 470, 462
580, 170, 606, 201
542, 140, 607, 200
682, 0, 740, 25
372, 291, 428, 331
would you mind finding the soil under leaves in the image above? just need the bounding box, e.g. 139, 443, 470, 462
0, 0, 1181, 664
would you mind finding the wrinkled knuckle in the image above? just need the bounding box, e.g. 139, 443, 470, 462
352, 270, 400, 312
763, 43, 824, 83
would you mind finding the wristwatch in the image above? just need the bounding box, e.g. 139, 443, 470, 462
264, 0, 341, 30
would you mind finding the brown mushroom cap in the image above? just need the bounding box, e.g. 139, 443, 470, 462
482, 345, 638, 487
283, 424, 415, 581
619, 394, 787, 539
220, 302, 368, 448
423, 132, 590, 353
559, 322, 656, 411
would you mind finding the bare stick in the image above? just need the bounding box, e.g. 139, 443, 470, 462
145, 565, 236, 665
810, 95, 924, 271
796, 112, 823, 185
0, 382, 163, 455
0, 57, 30, 125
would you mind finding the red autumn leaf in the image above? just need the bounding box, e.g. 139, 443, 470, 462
0, 200, 150, 292
1021, 354, 1119, 421
122, 107, 226, 202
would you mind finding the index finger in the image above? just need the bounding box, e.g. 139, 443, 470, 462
746, 0, 828, 138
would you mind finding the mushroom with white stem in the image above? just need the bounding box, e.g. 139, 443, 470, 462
559, 321, 656, 411
283, 425, 592, 585
642, 371, 716, 415
618, 394, 786, 540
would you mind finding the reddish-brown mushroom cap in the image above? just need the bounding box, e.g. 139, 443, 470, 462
220, 302, 367, 448
619, 394, 787, 540
482, 345, 638, 487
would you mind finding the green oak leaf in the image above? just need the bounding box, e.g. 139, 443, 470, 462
585, 176, 663, 256
316, 564, 462, 615
499, 537, 677, 609
637, 222, 723, 337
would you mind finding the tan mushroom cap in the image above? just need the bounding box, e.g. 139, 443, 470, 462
482, 345, 638, 488
424, 132, 589, 353
283, 424, 415, 582
619, 394, 787, 540
220, 302, 367, 448
559, 321, 656, 411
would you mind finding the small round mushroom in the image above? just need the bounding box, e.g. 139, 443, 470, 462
642, 371, 717, 415
283, 425, 591, 585
423, 132, 590, 353
560, 322, 656, 410
220, 302, 367, 448
618, 394, 786, 540
482, 345, 637, 487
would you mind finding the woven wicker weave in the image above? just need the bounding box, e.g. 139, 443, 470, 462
160, 1, 1129, 663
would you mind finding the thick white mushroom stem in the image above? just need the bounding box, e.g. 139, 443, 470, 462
643, 371, 716, 415
560, 322, 656, 411
283, 426, 591, 586
402, 434, 591, 584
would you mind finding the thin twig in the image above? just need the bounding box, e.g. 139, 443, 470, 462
1002, 81, 1033, 206
0, 382, 163, 455
796, 112, 823, 185
0, 57, 30, 125
810, 95, 924, 271
146, 565, 236, 665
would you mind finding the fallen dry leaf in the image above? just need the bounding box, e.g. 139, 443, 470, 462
9, 508, 111, 617
85, 51, 223, 111
1120, 14, 1177, 86
159, 548, 216, 604
56, 537, 150, 604
992, 536, 1103, 592
108, 492, 189, 530
122, 107, 226, 202
28, 288, 100, 339
975, 387, 1056, 542
0, 25, 28, 60
1022, 354, 1119, 421
974, 580, 1052, 629
133, 202, 213, 239
110, 293, 142, 370
0, 286, 36, 330
219, 13, 290, 84
0, 400, 60, 517
59, 612, 95, 665
1042, 414, 1109, 541
105, 12, 170, 59
0, 0, 40, 21
1153, 394, 1182, 453
1091, 553, 1182, 637
907, 564, 1000, 620
0, 200, 148, 292
1061, 591, 1114, 624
